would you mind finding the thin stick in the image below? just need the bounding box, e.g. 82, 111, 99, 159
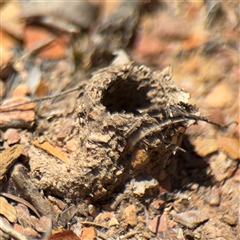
0, 192, 41, 218
0, 84, 84, 111
128, 114, 233, 149
80, 221, 108, 229
128, 118, 187, 148
0, 217, 29, 240
120, 231, 142, 239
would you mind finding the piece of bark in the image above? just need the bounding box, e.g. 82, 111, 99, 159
11, 163, 58, 228
0, 96, 36, 128
0, 197, 17, 222
50, 230, 80, 240
33, 140, 69, 163
0, 144, 23, 184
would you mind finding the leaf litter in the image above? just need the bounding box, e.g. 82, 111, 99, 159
0, 1, 239, 240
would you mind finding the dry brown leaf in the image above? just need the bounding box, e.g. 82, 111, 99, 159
0, 197, 17, 223
33, 140, 68, 163
24, 25, 69, 60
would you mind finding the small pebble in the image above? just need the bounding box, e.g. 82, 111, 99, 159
4, 129, 21, 145
124, 204, 138, 227
172, 210, 208, 229
11, 85, 30, 97
222, 214, 237, 226
206, 187, 221, 206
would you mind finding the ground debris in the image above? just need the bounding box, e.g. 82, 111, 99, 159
28, 62, 199, 205
0, 1, 239, 239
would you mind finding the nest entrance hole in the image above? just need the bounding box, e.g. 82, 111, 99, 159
101, 77, 151, 114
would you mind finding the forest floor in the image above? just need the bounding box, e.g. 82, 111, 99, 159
0, 1, 239, 240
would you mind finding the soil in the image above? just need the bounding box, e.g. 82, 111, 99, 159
0, 1, 239, 240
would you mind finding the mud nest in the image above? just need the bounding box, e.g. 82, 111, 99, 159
29, 63, 199, 203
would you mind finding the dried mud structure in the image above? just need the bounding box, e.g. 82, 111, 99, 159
28, 63, 200, 204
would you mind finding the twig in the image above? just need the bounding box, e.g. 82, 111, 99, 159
97, 231, 115, 240
128, 118, 187, 148
80, 221, 108, 229
120, 231, 141, 239
0, 84, 84, 111
0, 217, 29, 240
0, 192, 41, 218
128, 114, 234, 149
